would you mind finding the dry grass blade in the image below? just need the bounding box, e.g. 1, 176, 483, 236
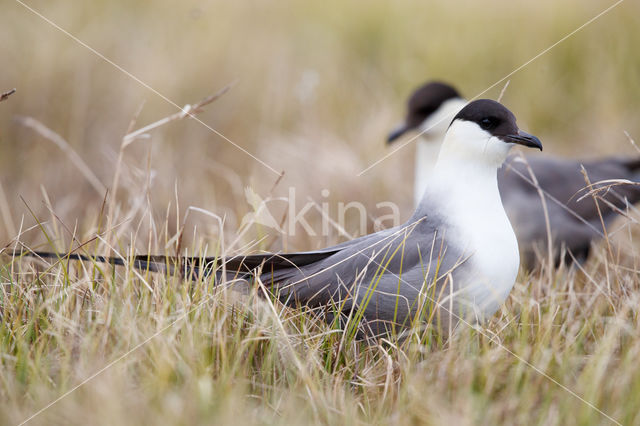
13, 116, 107, 195
516, 153, 554, 273
122, 82, 236, 147
624, 130, 639, 153
576, 178, 639, 203
0, 88, 16, 102
579, 166, 612, 257
497, 80, 510, 102
0, 181, 17, 237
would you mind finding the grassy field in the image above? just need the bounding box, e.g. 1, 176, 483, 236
2, 0, 640, 424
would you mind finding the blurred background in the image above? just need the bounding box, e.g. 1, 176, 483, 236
1, 0, 639, 254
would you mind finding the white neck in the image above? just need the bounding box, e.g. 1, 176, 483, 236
417, 126, 520, 319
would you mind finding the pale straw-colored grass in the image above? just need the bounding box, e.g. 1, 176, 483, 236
2, 0, 640, 424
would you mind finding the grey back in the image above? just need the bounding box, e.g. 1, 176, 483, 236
499, 155, 640, 267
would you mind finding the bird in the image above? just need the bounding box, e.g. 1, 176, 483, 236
388, 81, 640, 268
27, 99, 542, 337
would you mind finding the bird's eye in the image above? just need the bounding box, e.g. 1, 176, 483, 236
480, 117, 498, 130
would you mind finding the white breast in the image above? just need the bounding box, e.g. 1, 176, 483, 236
427, 160, 520, 319
451, 190, 520, 318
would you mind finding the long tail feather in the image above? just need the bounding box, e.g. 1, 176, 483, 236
28, 251, 179, 275
21, 248, 341, 282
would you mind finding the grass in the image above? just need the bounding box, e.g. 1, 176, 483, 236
2, 238, 640, 425
2, 0, 640, 424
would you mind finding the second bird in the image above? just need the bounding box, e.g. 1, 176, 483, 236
388, 81, 640, 268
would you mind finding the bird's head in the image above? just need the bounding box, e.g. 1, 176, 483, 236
387, 81, 466, 144
438, 99, 542, 167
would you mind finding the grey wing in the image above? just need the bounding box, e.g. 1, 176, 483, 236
212, 230, 379, 278
260, 218, 465, 335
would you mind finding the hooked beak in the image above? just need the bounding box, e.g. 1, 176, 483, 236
386, 123, 409, 144
504, 130, 543, 151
